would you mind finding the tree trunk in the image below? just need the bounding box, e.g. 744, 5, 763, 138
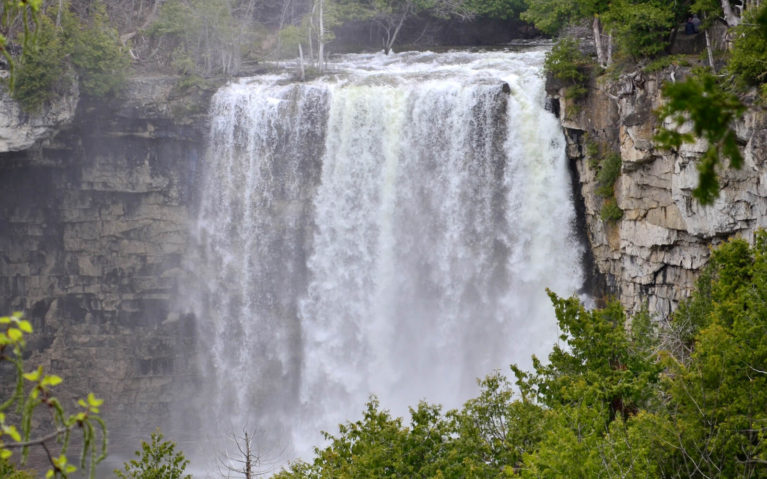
592, 16, 605, 67
720, 0, 740, 26
705, 29, 716, 72
299, 42, 305, 81
318, 0, 324, 72
384, 7, 410, 55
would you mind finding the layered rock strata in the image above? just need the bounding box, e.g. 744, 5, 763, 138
0, 78, 215, 455
550, 70, 767, 317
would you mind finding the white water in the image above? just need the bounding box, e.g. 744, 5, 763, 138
186, 49, 583, 469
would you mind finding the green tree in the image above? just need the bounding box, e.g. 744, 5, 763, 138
115, 430, 191, 479
10, 13, 71, 110
7, 1, 128, 110
464, 0, 525, 20
601, 0, 676, 59
661, 233, 767, 477
68, 0, 129, 98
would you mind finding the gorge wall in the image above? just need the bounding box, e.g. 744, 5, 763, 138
0, 77, 215, 456
548, 68, 767, 318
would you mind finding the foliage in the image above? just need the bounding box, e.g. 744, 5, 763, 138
662, 232, 767, 477
0, 313, 107, 479
275, 234, 767, 477
148, 0, 247, 76
7, 1, 128, 110
544, 38, 591, 103
67, 1, 129, 98
644, 54, 692, 73
655, 69, 746, 205
0, 0, 43, 78
464, 0, 525, 20
601, 0, 675, 59
600, 198, 623, 221
0, 456, 35, 478
520, 0, 594, 35
545, 38, 589, 84
595, 152, 621, 197
9, 14, 72, 110
115, 430, 191, 479
727, 4, 767, 91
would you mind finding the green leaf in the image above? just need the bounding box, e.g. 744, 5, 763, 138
42, 375, 63, 387
18, 320, 33, 333
3, 425, 21, 442
23, 366, 43, 382
87, 393, 103, 407
7, 328, 22, 342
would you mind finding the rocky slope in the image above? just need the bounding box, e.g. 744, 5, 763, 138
550, 68, 767, 318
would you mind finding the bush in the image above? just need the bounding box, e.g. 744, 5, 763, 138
115, 430, 191, 479
600, 198, 623, 222
596, 152, 622, 197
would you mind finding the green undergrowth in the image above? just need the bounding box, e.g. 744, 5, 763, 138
586, 137, 624, 222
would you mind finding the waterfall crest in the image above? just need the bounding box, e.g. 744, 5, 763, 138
187, 49, 583, 466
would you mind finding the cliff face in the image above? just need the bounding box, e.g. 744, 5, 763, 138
550, 69, 767, 317
0, 78, 215, 452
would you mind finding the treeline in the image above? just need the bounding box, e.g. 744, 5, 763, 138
2, 0, 764, 112
274, 233, 767, 479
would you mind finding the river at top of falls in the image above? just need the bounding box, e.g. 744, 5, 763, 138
183, 47, 584, 473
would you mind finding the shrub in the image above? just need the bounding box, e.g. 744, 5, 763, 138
596, 152, 622, 197
115, 430, 191, 479
600, 198, 624, 222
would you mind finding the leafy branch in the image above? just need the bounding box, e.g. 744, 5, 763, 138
655, 70, 746, 205
0, 313, 107, 479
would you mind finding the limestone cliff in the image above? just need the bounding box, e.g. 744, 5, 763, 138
550, 69, 767, 318
0, 77, 216, 456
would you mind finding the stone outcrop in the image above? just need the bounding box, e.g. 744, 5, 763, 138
0, 76, 217, 458
0, 80, 78, 152
551, 69, 767, 317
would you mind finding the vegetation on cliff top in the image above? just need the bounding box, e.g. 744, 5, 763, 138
275, 233, 767, 478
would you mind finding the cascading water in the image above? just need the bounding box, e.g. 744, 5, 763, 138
185, 48, 584, 470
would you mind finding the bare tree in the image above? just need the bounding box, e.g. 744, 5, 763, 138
217, 430, 268, 479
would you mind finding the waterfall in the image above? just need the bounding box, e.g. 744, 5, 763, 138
186, 49, 583, 468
